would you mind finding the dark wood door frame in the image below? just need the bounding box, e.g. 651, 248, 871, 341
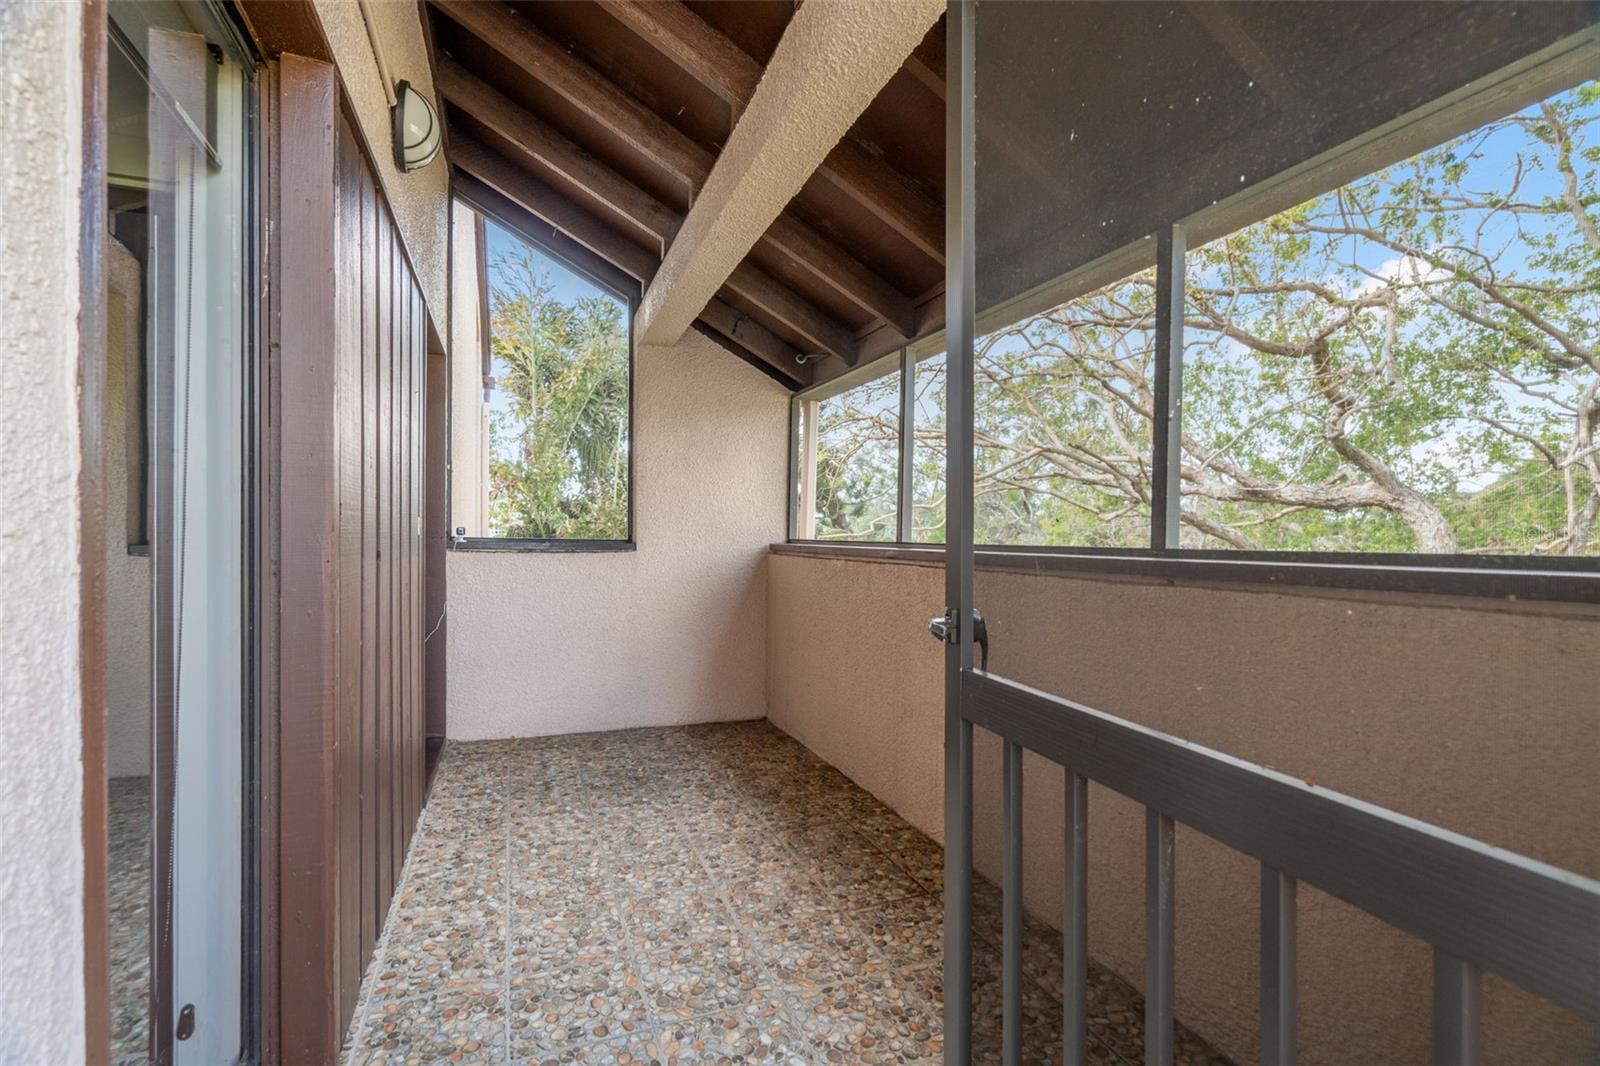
261, 51, 342, 1064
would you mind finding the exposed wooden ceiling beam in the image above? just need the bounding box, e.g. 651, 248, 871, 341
700, 297, 811, 384
449, 127, 822, 379
636, 0, 941, 352
599, 0, 945, 265
432, 0, 711, 189
448, 130, 659, 283
762, 215, 917, 339
813, 138, 944, 264
596, 0, 760, 116
431, 0, 919, 339
438, 59, 679, 254
439, 61, 866, 363
725, 263, 858, 366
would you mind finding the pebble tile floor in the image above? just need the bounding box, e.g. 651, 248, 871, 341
109, 776, 152, 1065
341, 721, 1233, 1066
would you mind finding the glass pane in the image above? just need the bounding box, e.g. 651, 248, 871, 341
972, 272, 1157, 546
108, 1, 254, 1061
1182, 81, 1600, 555
800, 367, 901, 541
910, 350, 946, 543
469, 214, 632, 540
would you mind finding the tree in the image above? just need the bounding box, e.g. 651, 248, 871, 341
485, 245, 629, 540
832, 82, 1599, 555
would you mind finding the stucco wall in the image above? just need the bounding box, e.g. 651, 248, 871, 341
105, 239, 152, 778
447, 200, 489, 538
767, 552, 1600, 1065
0, 2, 88, 1061
312, 0, 449, 322
446, 330, 789, 738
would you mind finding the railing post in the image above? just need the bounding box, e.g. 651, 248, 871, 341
1260, 866, 1297, 1066
942, 2, 977, 1063
1063, 770, 1088, 1066
1432, 950, 1481, 1066
1003, 742, 1024, 1066
1144, 809, 1175, 1066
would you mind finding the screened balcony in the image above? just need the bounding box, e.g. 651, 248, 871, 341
62, 1, 1599, 1065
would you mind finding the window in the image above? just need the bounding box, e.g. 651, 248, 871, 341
452, 206, 633, 546
909, 350, 946, 542
972, 270, 1159, 547
1181, 81, 1600, 555
789, 78, 1600, 564
793, 362, 900, 541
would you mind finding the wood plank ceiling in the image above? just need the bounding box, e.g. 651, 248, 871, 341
424, 0, 948, 390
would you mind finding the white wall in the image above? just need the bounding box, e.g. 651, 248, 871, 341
446, 329, 790, 738
447, 201, 490, 538
0, 2, 88, 1061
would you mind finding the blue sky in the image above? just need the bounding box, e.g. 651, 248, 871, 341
479, 215, 629, 463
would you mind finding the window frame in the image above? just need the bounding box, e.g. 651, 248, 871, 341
448, 180, 638, 553
786, 37, 1600, 603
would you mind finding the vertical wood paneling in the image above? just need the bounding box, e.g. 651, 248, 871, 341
373, 188, 393, 934
413, 285, 427, 807
275, 100, 434, 1058
333, 117, 364, 1030
386, 209, 402, 894
358, 157, 379, 971
403, 278, 416, 845
393, 270, 406, 851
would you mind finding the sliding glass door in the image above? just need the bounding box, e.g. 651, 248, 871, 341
106, 2, 256, 1061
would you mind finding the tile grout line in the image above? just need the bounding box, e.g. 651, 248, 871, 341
593, 767, 667, 1056
502, 753, 512, 1063
686, 771, 822, 1057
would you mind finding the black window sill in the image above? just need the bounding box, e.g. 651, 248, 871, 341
450, 538, 635, 554
770, 541, 1600, 606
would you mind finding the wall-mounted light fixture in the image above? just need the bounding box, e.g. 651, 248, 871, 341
392, 79, 441, 172
358, 0, 441, 173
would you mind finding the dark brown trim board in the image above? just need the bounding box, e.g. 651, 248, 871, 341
79, 0, 112, 1059
271, 52, 341, 1064
235, 0, 333, 65
254, 55, 283, 1066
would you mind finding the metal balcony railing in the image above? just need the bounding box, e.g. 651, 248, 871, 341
943, 669, 1600, 1066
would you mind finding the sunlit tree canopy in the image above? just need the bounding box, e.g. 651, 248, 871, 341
485, 235, 630, 540
809, 82, 1599, 555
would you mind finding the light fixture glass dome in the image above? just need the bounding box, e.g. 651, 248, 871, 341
392, 79, 441, 173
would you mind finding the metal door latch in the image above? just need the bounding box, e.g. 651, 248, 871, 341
928, 607, 989, 670
176, 1003, 196, 1041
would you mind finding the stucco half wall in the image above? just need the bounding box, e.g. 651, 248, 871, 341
0, 2, 88, 1061
446, 330, 790, 738
766, 550, 1600, 1065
